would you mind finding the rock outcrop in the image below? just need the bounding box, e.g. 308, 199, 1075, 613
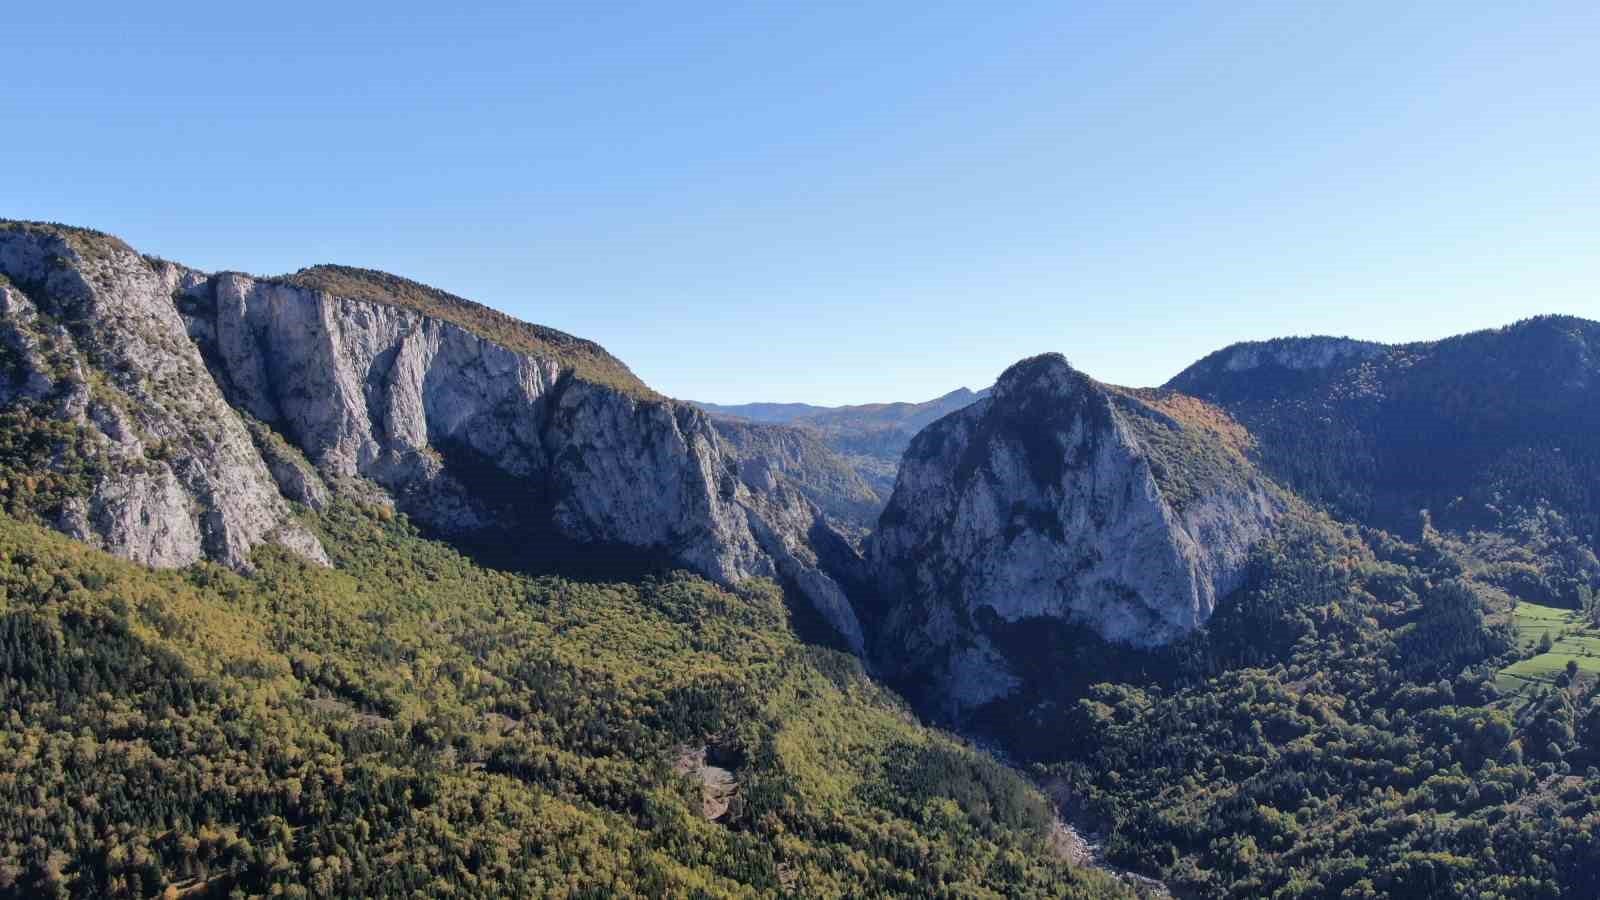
0, 223, 327, 569
1168, 336, 1386, 386
869, 354, 1282, 716
0, 222, 863, 652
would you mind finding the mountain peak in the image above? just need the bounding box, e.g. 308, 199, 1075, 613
991, 352, 1085, 400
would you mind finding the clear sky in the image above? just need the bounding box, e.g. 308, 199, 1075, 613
5, 2, 1598, 405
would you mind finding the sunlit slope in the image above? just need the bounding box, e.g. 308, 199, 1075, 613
0, 502, 1124, 898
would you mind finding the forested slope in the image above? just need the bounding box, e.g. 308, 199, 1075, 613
0, 502, 1126, 899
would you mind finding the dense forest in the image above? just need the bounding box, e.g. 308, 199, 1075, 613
0, 502, 1126, 899
1167, 316, 1600, 548
1024, 504, 1600, 898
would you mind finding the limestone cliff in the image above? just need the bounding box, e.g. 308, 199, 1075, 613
869, 353, 1282, 716
0, 222, 862, 651
0, 223, 326, 569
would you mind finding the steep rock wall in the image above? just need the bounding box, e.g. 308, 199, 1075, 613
0, 224, 327, 569
869, 354, 1281, 715
0, 223, 863, 651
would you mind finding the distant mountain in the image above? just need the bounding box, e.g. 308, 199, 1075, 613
709, 418, 883, 532
1167, 315, 1600, 545
692, 399, 831, 424
695, 387, 990, 502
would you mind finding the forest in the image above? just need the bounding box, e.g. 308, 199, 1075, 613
0, 502, 1126, 899
1038, 505, 1600, 898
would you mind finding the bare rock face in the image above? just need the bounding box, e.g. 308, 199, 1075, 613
175, 270, 863, 650
869, 354, 1281, 715
0, 223, 862, 651
0, 224, 327, 569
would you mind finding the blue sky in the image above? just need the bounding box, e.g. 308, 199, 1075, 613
5, 2, 1598, 405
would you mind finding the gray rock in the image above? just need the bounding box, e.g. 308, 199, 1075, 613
0, 224, 861, 652
870, 353, 1282, 716
193, 271, 865, 650
0, 226, 327, 569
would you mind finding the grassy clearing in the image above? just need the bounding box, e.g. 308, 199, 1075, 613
1495, 600, 1600, 694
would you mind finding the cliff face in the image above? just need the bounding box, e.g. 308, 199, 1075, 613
0, 224, 327, 570
0, 222, 862, 652
869, 354, 1281, 715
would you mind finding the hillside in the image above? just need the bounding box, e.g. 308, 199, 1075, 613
858, 344, 1600, 898
0, 501, 1128, 898
1167, 316, 1600, 547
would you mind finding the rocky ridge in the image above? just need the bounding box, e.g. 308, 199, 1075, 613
0, 221, 863, 651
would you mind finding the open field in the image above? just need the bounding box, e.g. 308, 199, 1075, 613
1495, 601, 1600, 694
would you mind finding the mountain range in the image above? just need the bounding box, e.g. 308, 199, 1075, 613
697, 387, 988, 507
4, 218, 1600, 899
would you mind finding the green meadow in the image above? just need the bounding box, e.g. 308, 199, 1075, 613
1495, 600, 1600, 694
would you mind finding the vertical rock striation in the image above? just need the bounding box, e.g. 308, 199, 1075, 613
0, 223, 862, 651
869, 353, 1281, 716
0, 223, 327, 569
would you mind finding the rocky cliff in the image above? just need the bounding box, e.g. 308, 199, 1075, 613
869, 353, 1282, 717
0, 221, 863, 651
0, 223, 327, 570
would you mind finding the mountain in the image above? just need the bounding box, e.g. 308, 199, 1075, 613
1168, 316, 1600, 547
0, 220, 1136, 898
0, 221, 865, 653
856, 337, 1600, 897
693, 399, 831, 424
867, 354, 1282, 718
13, 217, 1600, 899
697, 386, 989, 506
